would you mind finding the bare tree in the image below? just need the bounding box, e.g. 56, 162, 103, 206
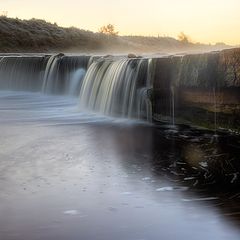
178, 32, 190, 43
99, 24, 119, 36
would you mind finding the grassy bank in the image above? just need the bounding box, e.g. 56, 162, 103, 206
0, 16, 230, 54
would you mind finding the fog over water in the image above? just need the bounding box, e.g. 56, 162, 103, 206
0, 91, 240, 240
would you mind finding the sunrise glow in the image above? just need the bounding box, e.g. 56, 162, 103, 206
1, 0, 240, 45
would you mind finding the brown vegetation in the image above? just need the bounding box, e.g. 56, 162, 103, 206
178, 32, 191, 43
0, 16, 232, 53
99, 24, 119, 36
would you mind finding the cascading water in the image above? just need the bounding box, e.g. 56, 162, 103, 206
171, 86, 175, 126
0, 56, 48, 91
137, 58, 154, 121
0, 54, 153, 121
42, 54, 90, 95
0, 52, 238, 127
68, 69, 86, 95
42, 54, 61, 93
0, 54, 90, 95
79, 57, 153, 120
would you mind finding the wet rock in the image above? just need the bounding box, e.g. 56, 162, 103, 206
127, 53, 141, 58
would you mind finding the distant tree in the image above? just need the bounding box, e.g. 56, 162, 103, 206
178, 32, 190, 43
99, 24, 119, 36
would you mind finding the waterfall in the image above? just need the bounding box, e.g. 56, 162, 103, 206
79, 57, 153, 119
171, 86, 175, 125
42, 54, 90, 94
0, 54, 153, 121
68, 68, 86, 95
0, 56, 48, 91
42, 54, 61, 93
137, 58, 154, 121
213, 87, 218, 135
137, 88, 153, 122
0, 54, 90, 95
0, 52, 238, 128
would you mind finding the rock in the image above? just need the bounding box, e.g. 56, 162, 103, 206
128, 53, 137, 58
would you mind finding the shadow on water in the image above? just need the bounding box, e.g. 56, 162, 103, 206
1, 91, 240, 239
87, 121, 240, 226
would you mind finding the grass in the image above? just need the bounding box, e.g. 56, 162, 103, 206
0, 16, 231, 54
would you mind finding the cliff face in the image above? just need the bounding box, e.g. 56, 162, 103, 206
153, 48, 240, 131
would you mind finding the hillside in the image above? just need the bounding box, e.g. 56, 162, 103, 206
0, 16, 231, 54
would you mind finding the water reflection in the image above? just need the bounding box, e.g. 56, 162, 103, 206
0, 91, 240, 240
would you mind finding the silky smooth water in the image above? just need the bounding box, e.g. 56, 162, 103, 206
79, 57, 152, 118
0, 91, 240, 240
0, 55, 152, 120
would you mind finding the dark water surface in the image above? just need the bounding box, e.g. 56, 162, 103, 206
0, 91, 240, 240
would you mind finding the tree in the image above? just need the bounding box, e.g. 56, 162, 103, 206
99, 24, 119, 36
178, 32, 190, 43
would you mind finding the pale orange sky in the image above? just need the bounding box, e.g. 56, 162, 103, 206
1, 0, 240, 45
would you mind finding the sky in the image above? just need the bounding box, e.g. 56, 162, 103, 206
1, 0, 240, 45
